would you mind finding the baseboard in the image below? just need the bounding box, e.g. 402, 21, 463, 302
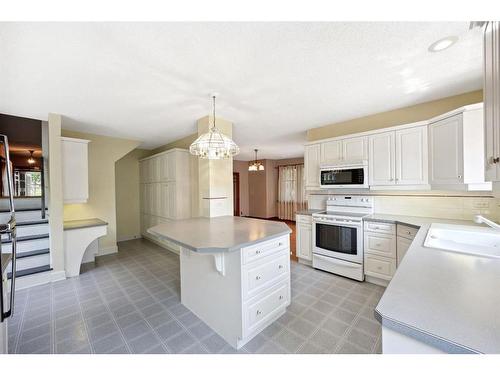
98, 245, 118, 256
117, 234, 142, 242
298, 258, 312, 267
14, 270, 66, 290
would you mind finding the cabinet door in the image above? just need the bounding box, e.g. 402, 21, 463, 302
297, 223, 312, 261
61, 138, 89, 203
342, 136, 368, 161
396, 236, 412, 266
159, 183, 174, 218
168, 183, 177, 219
159, 154, 169, 182
305, 144, 321, 189
369, 132, 395, 186
320, 140, 342, 164
395, 126, 428, 185
429, 115, 464, 185
484, 21, 500, 181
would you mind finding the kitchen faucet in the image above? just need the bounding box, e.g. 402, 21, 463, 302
473, 215, 500, 230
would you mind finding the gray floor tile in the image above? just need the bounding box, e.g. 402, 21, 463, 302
92, 332, 127, 353
188, 321, 214, 340
298, 341, 328, 354
155, 320, 184, 341
19, 334, 52, 354
258, 341, 288, 354
201, 332, 227, 353
182, 343, 208, 354
354, 316, 381, 337
116, 311, 144, 329
146, 311, 173, 329
165, 331, 197, 353
321, 317, 350, 337
242, 333, 268, 353
288, 318, 318, 338
128, 331, 162, 353
274, 329, 305, 353
309, 329, 340, 351
336, 340, 370, 354
87, 321, 120, 342
346, 328, 377, 351
122, 320, 153, 341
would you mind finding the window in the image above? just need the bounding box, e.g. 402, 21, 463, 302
14, 170, 42, 197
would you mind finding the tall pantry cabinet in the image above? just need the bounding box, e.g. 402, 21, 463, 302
139, 148, 191, 253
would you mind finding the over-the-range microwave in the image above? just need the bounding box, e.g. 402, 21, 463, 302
320, 161, 368, 189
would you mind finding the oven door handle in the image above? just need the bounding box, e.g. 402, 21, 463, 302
313, 254, 361, 268
313, 219, 362, 228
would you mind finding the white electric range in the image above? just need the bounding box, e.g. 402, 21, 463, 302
311, 196, 373, 281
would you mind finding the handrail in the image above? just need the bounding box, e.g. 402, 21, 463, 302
0, 134, 16, 323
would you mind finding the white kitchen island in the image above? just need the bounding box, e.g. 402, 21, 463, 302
148, 216, 292, 349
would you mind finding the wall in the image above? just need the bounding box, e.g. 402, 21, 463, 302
61, 129, 140, 255
233, 160, 249, 216
307, 90, 483, 141
150, 133, 197, 155
115, 148, 150, 242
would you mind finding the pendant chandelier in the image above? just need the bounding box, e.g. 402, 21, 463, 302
248, 149, 264, 171
27, 150, 35, 165
189, 94, 239, 159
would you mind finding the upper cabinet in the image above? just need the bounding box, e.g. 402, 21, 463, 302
61, 137, 90, 204
305, 144, 321, 190
369, 124, 428, 187
484, 21, 500, 182
320, 136, 367, 165
429, 105, 490, 190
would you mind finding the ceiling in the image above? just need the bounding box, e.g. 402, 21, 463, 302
0, 22, 483, 160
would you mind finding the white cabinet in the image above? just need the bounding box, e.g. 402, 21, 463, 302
140, 148, 192, 251
429, 106, 490, 190
305, 144, 321, 190
343, 136, 368, 161
320, 136, 368, 165
395, 126, 428, 185
369, 132, 395, 186
61, 137, 90, 204
429, 115, 464, 186
296, 214, 312, 262
484, 22, 500, 182
364, 221, 397, 284
369, 125, 428, 188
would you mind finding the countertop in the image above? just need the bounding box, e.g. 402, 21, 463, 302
296, 209, 323, 216
1, 253, 11, 274
367, 214, 500, 354
148, 216, 291, 254
63, 218, 108, 231
364, 213, 474, 228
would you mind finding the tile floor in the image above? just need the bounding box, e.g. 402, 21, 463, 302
7, 238, 384, 354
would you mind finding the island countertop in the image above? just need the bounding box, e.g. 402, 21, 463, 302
369, 214, 500, 354
148, 216, 291, 254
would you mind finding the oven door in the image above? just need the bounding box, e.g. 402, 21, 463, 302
312, 218, 363, 264
320, 166, 367, 189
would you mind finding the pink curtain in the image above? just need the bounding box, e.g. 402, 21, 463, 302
278, 164, 307, 221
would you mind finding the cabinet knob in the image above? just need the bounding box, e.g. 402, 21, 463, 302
256, 310, 262, 316
279, 295, 284, 300
278, 242, 283, 246
278, 265, 283, 269
255, 250, 261, 255
255, 275, 261, 280
458, 175, 462, 179
406, 231, 411, 235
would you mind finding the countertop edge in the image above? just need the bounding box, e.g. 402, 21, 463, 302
374, 308, 478, 354
363, 216, 421, 229
148, 227, 292, 254
63, 218, 108, 231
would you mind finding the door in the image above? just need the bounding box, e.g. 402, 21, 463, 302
342, 136, 368, 161
395, 126, 428, 185
369, 132, 395, 186
305, 144, 321, 189
320, 140, 342, 164
233, 172, 240, 216
429, 115, 464, 186
297, 222, 312, 261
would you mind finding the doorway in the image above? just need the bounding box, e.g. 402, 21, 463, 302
233, 172, 240, 216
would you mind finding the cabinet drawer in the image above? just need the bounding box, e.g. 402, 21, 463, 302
244, 281, 289, 334
364, 232, 396, 258
364, 221, 396, 234
364, 254, 396, 280
242, 235, 289, 264
243, 251, 289, 299
397, 224, 419, 240
296, 214, 312, 224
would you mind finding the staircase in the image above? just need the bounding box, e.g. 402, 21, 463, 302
1, 208, 51, 278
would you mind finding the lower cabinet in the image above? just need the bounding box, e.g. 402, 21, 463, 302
296, 214, 312, 262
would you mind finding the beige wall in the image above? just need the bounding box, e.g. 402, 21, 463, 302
61, 129, 140, 254
150, 133, 197, 155
233, 160, 249, 216
115, 148, 150, 241
307, 90, 483, 141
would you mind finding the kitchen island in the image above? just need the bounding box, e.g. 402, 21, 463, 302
148, 216, 292, 349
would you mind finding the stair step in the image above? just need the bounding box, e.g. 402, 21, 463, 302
16, 248, 50, 259
1, 233, 49, 244
15, 252, 50, 271
0, 209, 48, 222
17, 219, 49, 226
8, 264, 52, 279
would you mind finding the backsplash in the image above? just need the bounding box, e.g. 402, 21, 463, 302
307, 193, 500, 221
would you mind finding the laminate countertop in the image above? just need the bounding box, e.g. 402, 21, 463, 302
148, 216, 291, 254
296, 209, 323, 216
365, 214, 500, 353
63, 218, 108, 231
1, 253, 11, 274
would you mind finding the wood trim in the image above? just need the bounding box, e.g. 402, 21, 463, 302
233, 172, 240, 216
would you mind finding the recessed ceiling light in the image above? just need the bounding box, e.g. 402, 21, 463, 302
428, 36, 459, 52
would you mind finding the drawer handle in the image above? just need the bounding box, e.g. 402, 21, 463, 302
279, 295, 284, 300
256, 310, 262, 316
255, 275, 261, 281
406, 231, 411, 235
278, 265, 283, 270
255, 250, 261, 255
278, 242, 283, 246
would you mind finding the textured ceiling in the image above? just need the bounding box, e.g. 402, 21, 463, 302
0, 22, 482, 160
